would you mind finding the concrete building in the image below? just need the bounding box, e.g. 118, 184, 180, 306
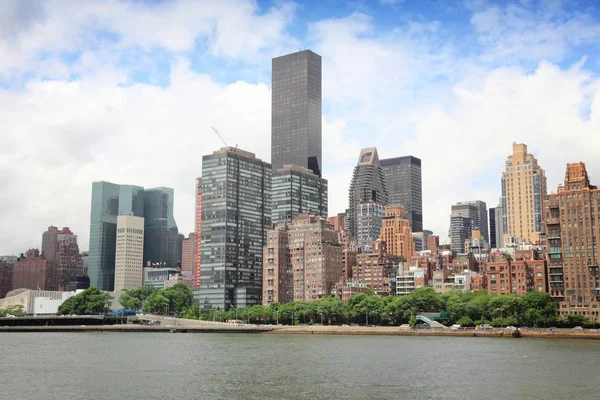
194, 177, 202, 288
356, 202, 385, 252
271, 164, 328, 226
143, 266, 181, 289
380, 156, 423, 232
328, 213, 346, 232
379, 205, 415, 261
543, 162, 600, 321
449, 216, 473, 253
489, 201, 505, 249
271, 50, 322, 177
450, 201, 488, 246
88, 182, 145, 291
351, 240, 401, 296
55, 227, 84, 290
81, 251, 89, 276
262, 215, 343, 306
432, 269, 476, 293
0, 288, 123, 314
41, 226, 59, 261
502, 143, 547, 244
347, 148, 388, 241
181, 233, 195, 273
114, 215, 144, 292
199, 147, 271, 310
412, 230, 432, 252
13, 249, 58, 291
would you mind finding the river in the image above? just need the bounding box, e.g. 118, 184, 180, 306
1, 333, 599, 399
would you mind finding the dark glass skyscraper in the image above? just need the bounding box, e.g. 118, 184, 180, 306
271, 50, 322, 176
271, 165, 328, 226
143, 187, 180, 268
88, 182, 144, 291
380, 156, 423, 233
199, 147, 271, 311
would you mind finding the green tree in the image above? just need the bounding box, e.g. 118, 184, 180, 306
119, 286, 158, 311
183, 300, 200, 319
0, 305, 26, 317
142, 291, 170, 314
57, 288, 112, 315
162, 284, 192, 315
456, 316, 474, 327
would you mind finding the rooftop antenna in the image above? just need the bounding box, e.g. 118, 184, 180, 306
211, 126, 237, 148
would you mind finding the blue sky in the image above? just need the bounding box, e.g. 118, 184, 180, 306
1, 0, 600, 254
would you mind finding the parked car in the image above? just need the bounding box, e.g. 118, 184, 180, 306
477, 324, 494, 330
573, 326, 583, 330
505, 326, 517, 331
399, 324, 411, 329
450, 324, 461, 330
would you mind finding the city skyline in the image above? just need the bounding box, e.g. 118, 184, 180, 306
2, 0, 600, 254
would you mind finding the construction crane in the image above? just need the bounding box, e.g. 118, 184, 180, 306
211, 126, 228, 147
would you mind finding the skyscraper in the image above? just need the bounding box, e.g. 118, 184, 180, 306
347, 148, 388, 241
55, 227, 84, 290
489, 201, 505, 249
271, 164, 328, 226
88, 182, 144, 291
379, 205, 415, 261
199, 147, 271, 310
194, 177, 202, 288
543, 162, 600, 321
502, 143, 547, 243
489, 207, 497, 249
182, 233, 195, 273
143, 187, 180, 268
380, 156, 423, 232
41, 226, 59, 261
114, 215, 145, 292
357, 202, 385, 251
271, 50, 322, 176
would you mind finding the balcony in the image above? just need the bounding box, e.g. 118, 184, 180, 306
548, 201, 559, 209
545, 217, 560, 225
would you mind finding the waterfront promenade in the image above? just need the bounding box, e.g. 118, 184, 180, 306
1, 314, 600, 339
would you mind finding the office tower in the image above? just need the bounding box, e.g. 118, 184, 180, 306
543, 162, 600, 321
489, 201, 505, 249
271, 50, 322, 176
55, 227, 84, 290
271, 164, 328, 226
41, 226, 59, 261
357, 202, 386, 251
380, 156, 423, 232
411, 230, 433, 252
114, 215, 145, 292
199, 147, 271, 310
451, 201, 488, 243
379, 205, 415, 261
13, 249, 58, 291
347, 148, 389, 240
449, 216, 473, 253
89, 181, 145, 291
263, 214, 343, 306
143, 187, 180, 268
502, 143, 547, 243
182, 233, 195, 273
194, 177, 202, 288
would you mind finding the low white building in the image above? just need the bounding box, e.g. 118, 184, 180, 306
0, 289, 124, 315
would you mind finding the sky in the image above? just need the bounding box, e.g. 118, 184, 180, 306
1, 0, 600, 254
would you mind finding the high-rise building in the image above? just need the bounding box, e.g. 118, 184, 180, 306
194, 177, 202, 288
357, 202, 386, 252
41, 226, 59, 261
114, 215, 145, 292
379, 205, 415, 261
199, 147, 271, 310
182, 233, 195, 273
271, 164, 328, 226
489, 201, 505, 249
449, 216, 473, 253
347, 148, 388, 240
380, 156, 423, 232
271, 50, 322, 177
328, 213, 346, 232
411, 230, 433, 252
502, 143, 547, 243
55, 227, 84, 290
0, 260, 14, 299
452, 201, 488, 243
13, 249, 58, 291
262, 214, 343, 306
543, 162, 600, 321
88, 182, 144, 291
143, 187, 180, 269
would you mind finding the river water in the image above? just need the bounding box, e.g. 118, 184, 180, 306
1, 332, 599, 399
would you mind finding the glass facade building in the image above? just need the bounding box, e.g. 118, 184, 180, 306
356, 202, 386, 252
143, 187, 181, 269
380, 156, 423, 233
271, 50, 322, 177
271, 164, 328, 226
199, 147, 272, 311
88, 182, 144, 291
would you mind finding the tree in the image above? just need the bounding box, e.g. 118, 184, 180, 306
57, 288, 112, 315
162, 284, 192, 315
0, 305, 26, 317
142, 291, 170, 314
119, 286, 158, 311
456, 316, 474, 327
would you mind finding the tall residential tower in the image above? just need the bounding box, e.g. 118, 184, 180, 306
380, 156, 423, 233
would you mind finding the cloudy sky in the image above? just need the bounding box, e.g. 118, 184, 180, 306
1, 0, 600, 254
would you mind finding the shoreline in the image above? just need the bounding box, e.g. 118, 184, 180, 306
1, 324, 600, 340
